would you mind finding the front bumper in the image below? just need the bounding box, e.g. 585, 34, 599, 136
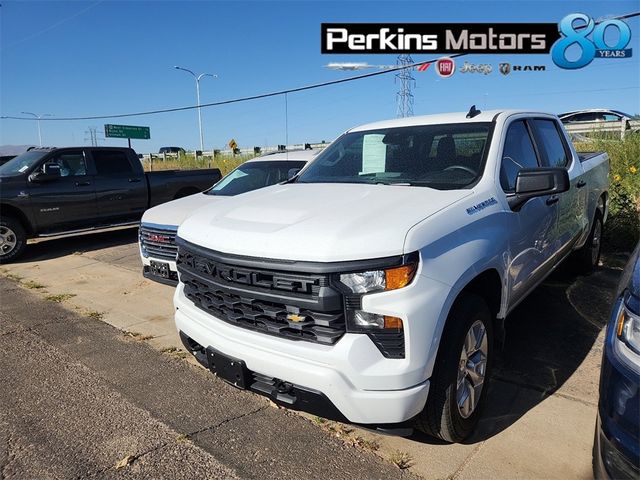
140, 250, 179, 286
174, 282, 432, 424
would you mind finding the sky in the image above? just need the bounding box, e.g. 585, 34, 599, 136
1, 0, 639, 153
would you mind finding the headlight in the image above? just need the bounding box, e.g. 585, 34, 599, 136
339, 263, 417, 294
616, 297, 640, 354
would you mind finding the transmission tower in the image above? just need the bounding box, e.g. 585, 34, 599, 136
395, 54, 415, 118
84, 126, 103, 146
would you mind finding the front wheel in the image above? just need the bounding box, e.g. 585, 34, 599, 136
414, 293, 493, 443
0, 217, 27, 264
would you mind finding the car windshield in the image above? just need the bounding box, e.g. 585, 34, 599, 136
296, 123, 492, 190
205, 160, 306, 196
0, 150, 48, 177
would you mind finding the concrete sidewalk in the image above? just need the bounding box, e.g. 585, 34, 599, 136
1, 228, 624, 478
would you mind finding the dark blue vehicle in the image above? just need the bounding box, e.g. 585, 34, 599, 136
594, 243, 640, 479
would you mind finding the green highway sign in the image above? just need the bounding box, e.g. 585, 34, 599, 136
104, 124, 150, 140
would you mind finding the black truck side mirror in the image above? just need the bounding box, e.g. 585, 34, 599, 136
29, 163, 61, 183
508, 167, 570, 211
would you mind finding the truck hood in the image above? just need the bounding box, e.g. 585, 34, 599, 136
141, 192, 226, 227
178, 183, 472, 262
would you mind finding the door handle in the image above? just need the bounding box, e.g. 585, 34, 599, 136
128, 178, 142, 183
576, 180, 587, 188
75, 181, 91, 187
546, 196, 559, 206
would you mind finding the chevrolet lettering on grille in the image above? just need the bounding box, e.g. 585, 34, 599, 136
181, 252, 317, 294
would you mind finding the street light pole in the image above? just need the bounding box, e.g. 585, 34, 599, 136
21, 112, 53, 146
174, 66, 217, 153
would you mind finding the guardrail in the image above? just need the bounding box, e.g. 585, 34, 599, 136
140, 142, 329, 161
564, 119, 640, 139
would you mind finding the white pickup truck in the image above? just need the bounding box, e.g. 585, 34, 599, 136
139, 150, 317, 285
173, 108, 609, 442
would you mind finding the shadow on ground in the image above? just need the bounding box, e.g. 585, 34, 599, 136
21, 227, 139, 262
410, 254, 627, 445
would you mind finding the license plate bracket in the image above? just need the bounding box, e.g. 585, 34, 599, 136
149, 260, 170, 279
206, 347, 250, 389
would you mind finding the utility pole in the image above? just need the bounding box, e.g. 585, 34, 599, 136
21, 112, 53, 146
395, 55, 415, 118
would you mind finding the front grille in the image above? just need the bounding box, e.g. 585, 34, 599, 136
177, 245, 346, 345
140, 224, 178, 260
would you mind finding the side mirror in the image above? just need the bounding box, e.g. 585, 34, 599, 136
29, 163, 61, 182
287, 168, 301, 179
508, 167, 569, 211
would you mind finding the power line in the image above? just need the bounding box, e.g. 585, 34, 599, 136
0, 53, 466, 122
2, 11, 638, 123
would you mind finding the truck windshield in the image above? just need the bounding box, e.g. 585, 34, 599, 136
0, 150, 48, 177
297, 123, 492, 190
205, 160, 306, 196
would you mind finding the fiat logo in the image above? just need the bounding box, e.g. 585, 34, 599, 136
436, 57, 456, 78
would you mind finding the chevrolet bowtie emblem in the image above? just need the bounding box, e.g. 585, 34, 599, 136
287, 313, 306, 323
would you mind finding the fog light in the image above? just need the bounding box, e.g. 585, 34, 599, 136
353, 310, 384, 328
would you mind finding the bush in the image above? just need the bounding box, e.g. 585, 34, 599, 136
574, 134, 640, 252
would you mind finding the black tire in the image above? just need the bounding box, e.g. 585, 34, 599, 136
0, 216, 27, 264
414, 293, 493, 443
572, 209, 603, 275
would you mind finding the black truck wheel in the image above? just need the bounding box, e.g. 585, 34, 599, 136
0, 217, 27, 264
414, 293, 493, 443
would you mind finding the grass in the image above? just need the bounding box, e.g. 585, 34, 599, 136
574, 134, 640, 252
45, 293, 76, 303
142, 152, 255, 176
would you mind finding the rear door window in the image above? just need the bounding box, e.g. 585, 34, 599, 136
92, 150, 134, 175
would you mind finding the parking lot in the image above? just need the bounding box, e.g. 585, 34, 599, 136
0, 228, 627, 479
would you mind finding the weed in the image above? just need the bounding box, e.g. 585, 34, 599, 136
4, 272, 23, 282
349, 436, 380, 452
575, 135, 640, 251
45, 293, 76, 303
23, 280, 46, 289
161, 347, 189, 359
123, 331, 154, 341
389, 449, 413, 469
86, 310, 104, 320
176, 433, 190, 443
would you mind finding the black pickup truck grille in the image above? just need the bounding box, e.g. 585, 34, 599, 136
139, 224, 178, 260
177, 244, 346, 345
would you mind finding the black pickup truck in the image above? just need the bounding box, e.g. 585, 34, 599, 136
0, 147, 221, 262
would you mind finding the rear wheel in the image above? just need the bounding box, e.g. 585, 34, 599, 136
573, 210, 603, 275
414, 293, 493, 443
0, 217, 27, 264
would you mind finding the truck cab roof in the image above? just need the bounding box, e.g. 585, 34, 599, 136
348, 110, 555, 132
